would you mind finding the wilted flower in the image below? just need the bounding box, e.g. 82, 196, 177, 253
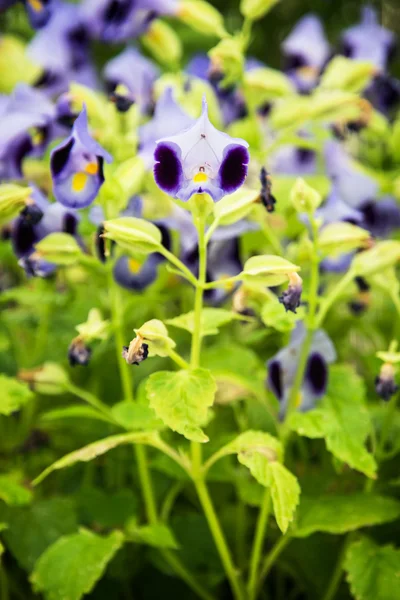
50, 106, 112, 209
259, 166, 276, 212
279, 272, 303, 313
122, 337, 149, 365
282, 14, 330, 93
68, 336, 92, 366
154, 97, 249, 202
104, 48, 160, 114
375, 363, 398, 402
341, 7, 395, 70
267, 323, 336, 418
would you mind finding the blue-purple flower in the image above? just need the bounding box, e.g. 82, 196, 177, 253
267, 323, 336, 419
282, 14, 330, 93
104, 47, 160, 114
139, 87, 194, 167
341, 7, 395, 70
50, 106, 112, 209
154, 97, 249, 202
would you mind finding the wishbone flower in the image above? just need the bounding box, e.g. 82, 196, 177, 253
153, 96, 249, 202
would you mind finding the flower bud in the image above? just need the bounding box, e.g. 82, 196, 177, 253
75, 309, 109, 343
18, 363, 69, 395
102, 217, 162, 254
142, 20, 182, 68
279, 272, 303, 314
68, 337, 92, 367
208, 37, 244, 87
34, 232, 82, 265
20, 202, 44, 226
320, 57, 377, 94
0, 184, 32, 228
290, 178, 322, 214
178, 1, 227, 38
240, 0, 280, 20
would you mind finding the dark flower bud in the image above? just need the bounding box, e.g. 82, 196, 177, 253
259, 167, 276, 213
20, 203, 44, 226
109, 83, 135, 113
122, 335, 149, 366
279, 272, 303, 314
375, 363, 398, 402
68, 336, 92, 367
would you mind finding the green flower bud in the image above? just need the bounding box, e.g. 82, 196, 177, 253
320, 57, 377, 94
240, 0, 280, 21
290, 178, 322, 214
75, 309, 110, 343
34, 233, 82, 265
0, 184, 32, 228
18, 363, 69, 395
178, 1, 227, 38
103, 217, 162, 254
142, 20, 182, 68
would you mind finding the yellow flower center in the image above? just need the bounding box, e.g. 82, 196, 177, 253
71, 172, 88, 193
128, 258, 141, 274
28, 0, 43, 12
193, 171, 208, 183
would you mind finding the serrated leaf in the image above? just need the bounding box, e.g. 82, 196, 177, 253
289, 365, 376, 478
0, 473, 32, 506
0, 375, 33, 415
294, 495, 400, 538
345, 537, 400, 600
146, 369, 216, 442
31, 529, 124, 600
125, 522, 179, 549
3, 498, 77, 571
267, 462, 300, 534
33, 432, 161, 485
167, 308, 248, 337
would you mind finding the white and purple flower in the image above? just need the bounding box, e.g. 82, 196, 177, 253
50, 106, 112, 209
154, 97, 249, 202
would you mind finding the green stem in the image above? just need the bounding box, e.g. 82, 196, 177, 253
257, 535, 291, 593
134, 445, 158, 524
168, 348, 190, 370
66, 382, 120, 425
108, 268, 133, 402
248, 489, 271, 600
322, 536, 352, 600
194, 476, 245, 600
158, 246, 198, 287
377, 392, 399, 460
316, 271, 354, 328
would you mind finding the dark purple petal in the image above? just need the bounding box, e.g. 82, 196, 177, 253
12, 220, 37, 258
50, 138, 75, 177
154, 142, 183, 196
305, 352, 328, 396
218, 144, 249, 193
267, 360, 283, 400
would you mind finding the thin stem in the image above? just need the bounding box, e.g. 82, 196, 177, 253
134, 445, 158, 524
158, 246, 198, 287
316, 271, 354, 328
377, 392, 399, 460
161, 482, 183, 522
108, 268, 133, 402
248, 489, 271, 600
258, 535, 291, 593
204, 217, 220, 246
168, 348, 190, 370
194, 476, 245, 600
322, 536, 352, 600
203, 275, 243, 290
66, 382, 120, 425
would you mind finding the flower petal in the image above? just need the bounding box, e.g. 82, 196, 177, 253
304, 352, 328, 396
218, 144, 249, 194
154, 142, 184, 195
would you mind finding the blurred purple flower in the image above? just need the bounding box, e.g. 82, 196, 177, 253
154, 97, 249, 202
271, 145, 316, 175
0, 0, 54, 28
139, 87, 194, 167
104, 47, 160, 114
50, 106, 112, 209
267, 323, 336, 418
341, 7, 396, 70
282, 14, 330, 93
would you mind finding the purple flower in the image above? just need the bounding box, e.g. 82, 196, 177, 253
50, 106, 112, 209
364, 74, 400, 116
139, 87, 194, 167
81, 0, 177, 42
24, 0, 55, 29
0, 84, 55, 179
113, 254, 163, 291
359, 197, 400, 238
271, 145, 316, 175
154, 97, 249, 202
282, 14, 330, 93
104, 47, 160, 114
267, 323, 336, 419
341, 7, 396, 70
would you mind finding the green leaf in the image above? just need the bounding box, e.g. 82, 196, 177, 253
35, 233, 82, 265
211, 432, 299, 533
103, 217, 162, 254
0, 473, 32, 506
319, 56, 376, 93
289, 365, 376, 478
213, 188, 259, 225
31, 529, 124, 600
0, 36, 41, 94
33, 431, 161, 485
18, 363, 70, 395
294, 495, 400, 538
345, 537, 400, 600
125, 521, 179, 549
318, 222, 370, 257
0, 375, 33, 415
243, 255, 300, 286
0, 183, 32, 227
111, 401, 164, 431
3, 498, 77, 571
167, 308, 248, 337
146, 369, 216, 442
